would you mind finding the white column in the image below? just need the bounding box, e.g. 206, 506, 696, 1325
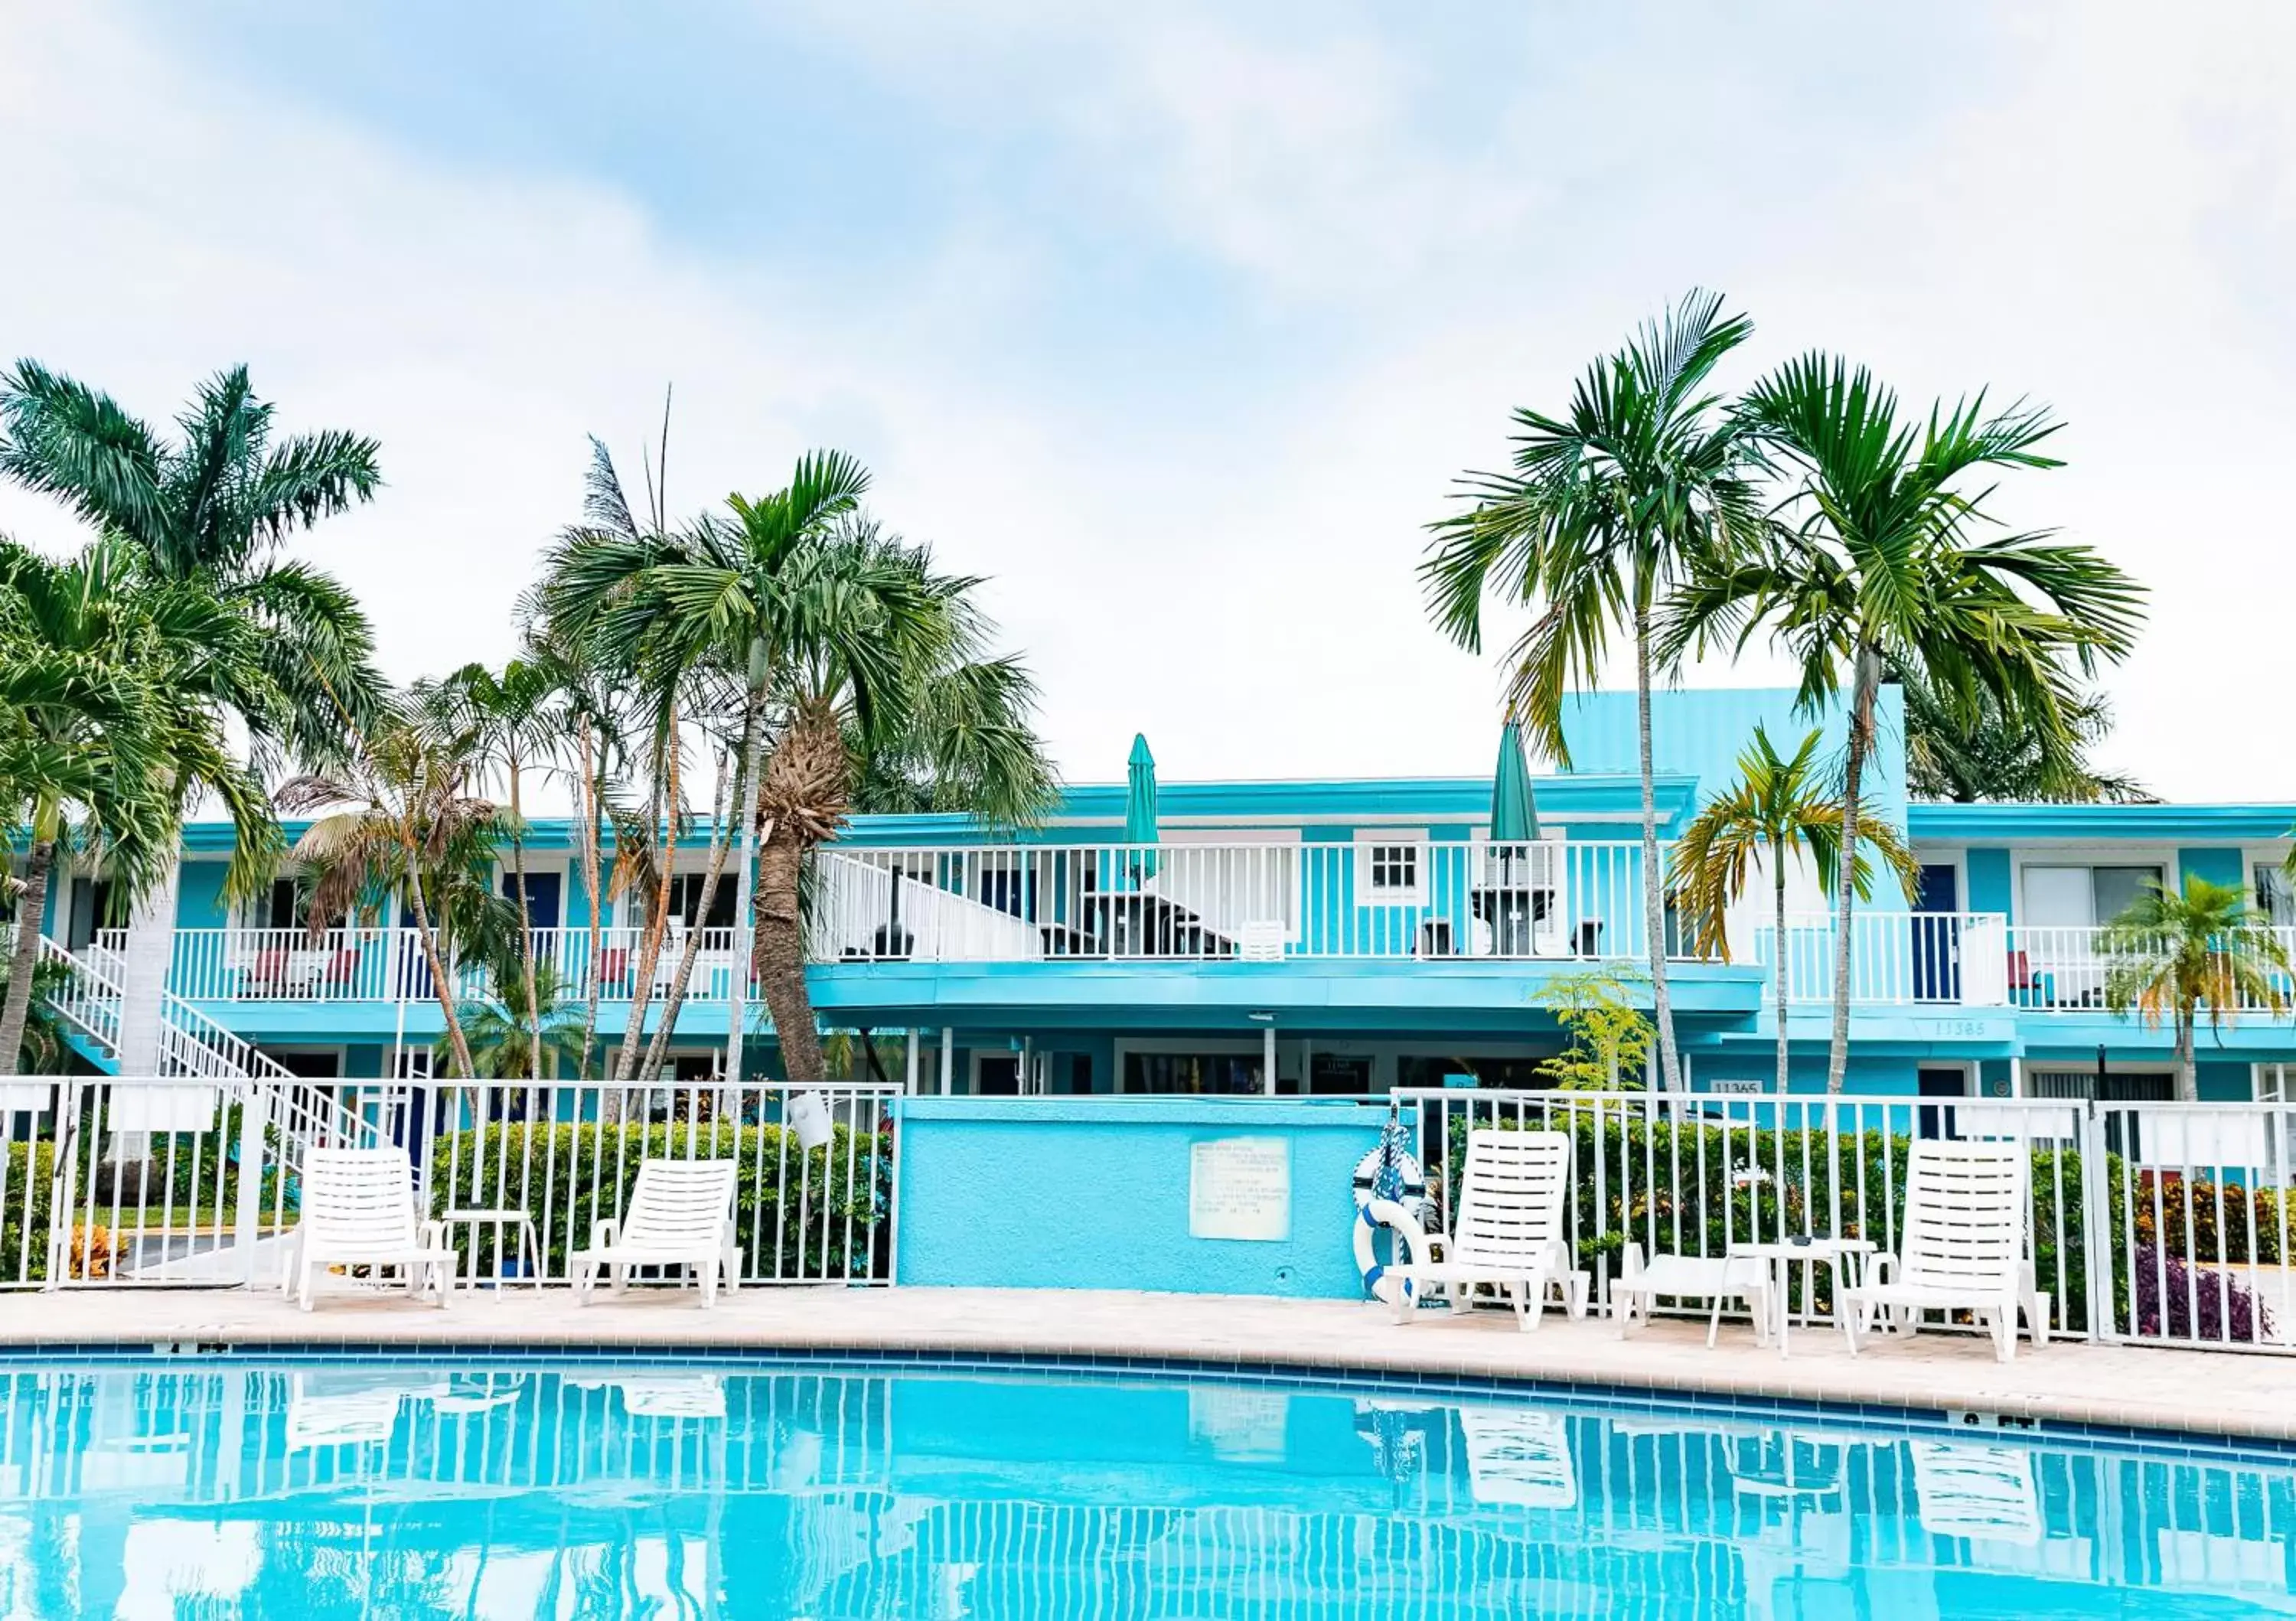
939, 1027, 954, 1095
114, 857, 179, 1078
1263, 1023, 1277, 1097
905, 1028, 919, 1096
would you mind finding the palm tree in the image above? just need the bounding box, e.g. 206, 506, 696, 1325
0, 536, 277, 1071
2101, 877, 2293, 1104
441, 960, 588, 1080
1897, 661, 2153, 804
0, 360, 386, 765
277, 706, 517, 1081
1422, 289, 1761, 1092
540, 445, 871, 1084
1671, 726, 1919, 1093
421, 657, 566, 1081
744, 523, 1055, 1083
514, 620, 629, 1083
0, 947, 77, 1074
1673, 355, 2146, 1091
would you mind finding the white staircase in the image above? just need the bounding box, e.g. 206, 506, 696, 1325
33, 931, 365, 1159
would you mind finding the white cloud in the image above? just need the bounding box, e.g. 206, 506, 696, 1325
2, 1, 2293, 804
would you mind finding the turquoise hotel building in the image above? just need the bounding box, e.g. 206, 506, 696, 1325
21, 686, 2296, 1111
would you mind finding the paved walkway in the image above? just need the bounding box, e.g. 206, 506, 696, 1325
2, 1285, 2282, 1443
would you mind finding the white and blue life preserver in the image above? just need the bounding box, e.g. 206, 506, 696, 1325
1350, 1143, 1430, 1307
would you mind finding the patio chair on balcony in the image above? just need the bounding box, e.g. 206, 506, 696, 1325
572, 1158, 744, 1308
1840, 1140, 2050, 1362
1381, 1129, 1588, 1332
321, 944, 363, 995
285, 1147, 456, 1312
242, 947, 293, 998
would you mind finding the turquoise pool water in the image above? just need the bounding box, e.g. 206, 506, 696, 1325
2, 1357, 2291, 1619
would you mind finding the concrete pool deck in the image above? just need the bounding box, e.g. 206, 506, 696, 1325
1, 1285, 2285, 1443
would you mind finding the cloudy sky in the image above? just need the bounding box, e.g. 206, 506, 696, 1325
2, 3, 2291, 798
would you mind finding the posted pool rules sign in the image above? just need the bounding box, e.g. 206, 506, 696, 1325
1189, 1137, 1292, 1241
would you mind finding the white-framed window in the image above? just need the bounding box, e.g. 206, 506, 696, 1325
1354, 830, 1427, 905
2252, 861, 2295, 928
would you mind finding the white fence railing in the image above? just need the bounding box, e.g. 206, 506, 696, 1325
2005, 925, 2296, 1013
810, 840, 1663, 963
0, 1075, 899, 1291
1391, 1087, 2296, 1353
1756, 912, 2009, 1006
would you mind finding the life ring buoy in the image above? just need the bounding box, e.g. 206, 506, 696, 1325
1350, 1143, 1425, 1208
1355, 1197, 1427, 1309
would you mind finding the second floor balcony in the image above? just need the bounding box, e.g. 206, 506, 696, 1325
91, 837, 2296, 1023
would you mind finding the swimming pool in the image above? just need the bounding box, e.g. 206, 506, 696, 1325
2, 1355, 2291, 1619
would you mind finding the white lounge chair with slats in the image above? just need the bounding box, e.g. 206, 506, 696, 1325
285, 1146, 455, 1311
572, 1158, 744, 1308
1382, 1129, 1588, 1331
1841, 1140, 2050, 1362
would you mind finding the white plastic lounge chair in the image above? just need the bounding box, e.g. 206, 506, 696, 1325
285, 1146, 455, 1311
1383, 1130, 1588, 1331
1911, 1441, 2043, 1546
572, 1158, 743, 1307
1458, 1406, 1578, 1509
1840, 1140, 2050, 1362
1612, 1242, 1776, 1347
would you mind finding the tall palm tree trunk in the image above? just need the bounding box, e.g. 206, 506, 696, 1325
0, 840, 57, 1075
1827, 645, 1883, 1094
1774, 856, 1791, 1096
720, 670, 769, 1086
574, 722, 605, 1084
505, 742, 543, 1081
639, 745, 740, 1084
1635, 618, 1684, 1093
2176, 1010, 2197, 1104
753, 826, 825, 1083
614, 717, 680, 1086
402, 862, 477, 1081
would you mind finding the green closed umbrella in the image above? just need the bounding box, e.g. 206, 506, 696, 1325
1487, 719, 1541, 953
1125, 732, 1159, 879
1490, 720, 1540, 842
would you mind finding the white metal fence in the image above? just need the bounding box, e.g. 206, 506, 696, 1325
1757, 912, 2010, 1006
0, 1075, 899, 1291
1389, 1088, 2296, 1354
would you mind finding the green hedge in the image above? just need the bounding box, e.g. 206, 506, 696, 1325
0, 1143, 56, 1283
423, 1120, 892, 1281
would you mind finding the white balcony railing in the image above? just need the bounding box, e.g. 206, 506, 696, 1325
135, 925, 749, 1006
1756, 912, 2011, 1006
806, 840, 1662, 964
2004, 925, 2296, 1014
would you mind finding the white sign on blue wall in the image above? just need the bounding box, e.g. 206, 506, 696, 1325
1189, 1137, 1292, 1241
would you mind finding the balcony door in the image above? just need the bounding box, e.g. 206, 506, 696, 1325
504, 870, 563, 931
1913, 864, 1961, 1003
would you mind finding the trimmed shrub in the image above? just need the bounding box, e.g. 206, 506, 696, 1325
423, 1120, 892, 1281
2129, 1243, 2275, 1344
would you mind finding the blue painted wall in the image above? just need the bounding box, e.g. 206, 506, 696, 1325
2177, 848, 2245, 895
897, 1098, 1384, 1297
1966, 849, 2013, 920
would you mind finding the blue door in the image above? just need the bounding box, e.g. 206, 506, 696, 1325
1912, 863, 1960, 1003
504, 870, 563, 929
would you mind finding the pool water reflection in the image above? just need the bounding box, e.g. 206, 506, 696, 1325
2, 1358, 2292, 1618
